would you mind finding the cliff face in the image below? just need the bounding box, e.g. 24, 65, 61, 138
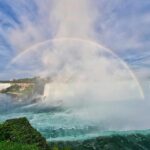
0, 77, 46, 101
0, 83, 34, 97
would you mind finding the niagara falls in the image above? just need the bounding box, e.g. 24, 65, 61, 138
0, 0, 150, 150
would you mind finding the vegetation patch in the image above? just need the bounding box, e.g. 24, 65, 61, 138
0, 141, 39, 150
0, 117, 49, 150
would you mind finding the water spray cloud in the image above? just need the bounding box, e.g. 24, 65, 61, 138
8, 38, 144, 103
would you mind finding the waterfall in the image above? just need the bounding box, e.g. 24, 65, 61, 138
43, 83, 50, 98
0, 83, 11, 91
43, 81, 74, 104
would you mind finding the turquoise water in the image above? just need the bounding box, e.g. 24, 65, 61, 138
0, 94, 103, 141
1, 94, 150, 142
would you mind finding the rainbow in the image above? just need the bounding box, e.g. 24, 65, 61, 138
8, 37, 145, 99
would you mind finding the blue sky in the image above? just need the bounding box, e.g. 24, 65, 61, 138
0, 0, 150, 79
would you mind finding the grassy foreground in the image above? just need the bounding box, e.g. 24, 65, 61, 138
0, 117, 70, 150
0, 142, 39, 150
0, 117, 49, 150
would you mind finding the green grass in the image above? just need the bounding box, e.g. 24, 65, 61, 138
0, 118, 50, 150
51, 146, 71, 150
0, 141, 39, 150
